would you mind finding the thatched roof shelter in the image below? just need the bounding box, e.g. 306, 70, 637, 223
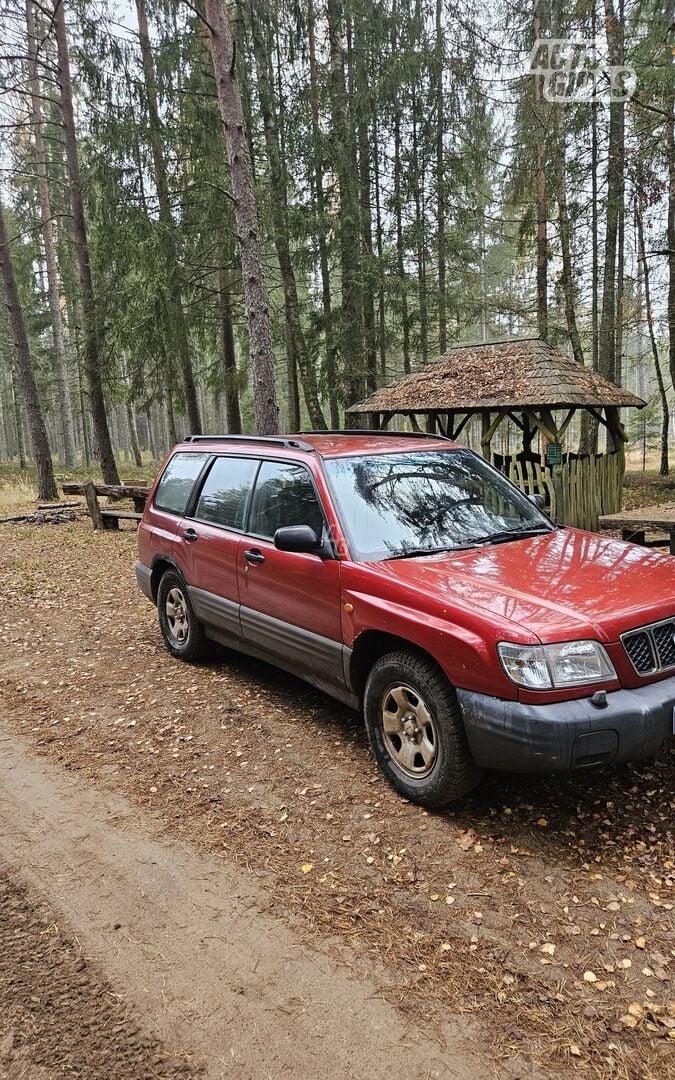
345, 338, 645, 531
348, 338, 643, 416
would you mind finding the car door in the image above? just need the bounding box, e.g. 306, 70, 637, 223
237, 459, 345, 694
172, 454, 259, 641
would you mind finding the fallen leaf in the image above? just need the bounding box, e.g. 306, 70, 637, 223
300, 863, 313, 874
541, 942, 556, 956
619, 1014, 639, 1029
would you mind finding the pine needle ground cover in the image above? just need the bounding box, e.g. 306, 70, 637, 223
0, 508, 672, 1080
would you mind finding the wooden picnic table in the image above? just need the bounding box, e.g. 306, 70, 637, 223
598, 503, 675, 555
61, 481, 151, 530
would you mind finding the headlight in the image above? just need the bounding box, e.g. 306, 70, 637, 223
498, 640, 616, 689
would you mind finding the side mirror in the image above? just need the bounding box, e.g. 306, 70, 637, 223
528, 493, 545, 509
274, 524, 323, 555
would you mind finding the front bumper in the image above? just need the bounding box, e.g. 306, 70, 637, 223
457, 675, 675, 773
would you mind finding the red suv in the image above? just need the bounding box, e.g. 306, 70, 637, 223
136, 432, 675, 807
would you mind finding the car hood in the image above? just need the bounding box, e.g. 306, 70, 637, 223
377, 527, 675, 642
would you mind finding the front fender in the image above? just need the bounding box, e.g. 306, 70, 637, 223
344, 591, 517, 699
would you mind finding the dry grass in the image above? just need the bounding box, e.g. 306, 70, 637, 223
0, 476, 40, 513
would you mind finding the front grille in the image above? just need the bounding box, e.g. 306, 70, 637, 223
622, 619, 675, 677
623, 631, 657, 674
652, 622, 675, 669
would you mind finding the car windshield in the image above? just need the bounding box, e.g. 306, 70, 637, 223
324, 448, 553, 562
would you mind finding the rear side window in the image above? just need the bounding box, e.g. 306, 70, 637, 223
154, 452, 208, 515
194, 456, 258, 530
248, 461, 324, 538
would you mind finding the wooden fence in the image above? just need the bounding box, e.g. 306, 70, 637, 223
501, 451, 624, 532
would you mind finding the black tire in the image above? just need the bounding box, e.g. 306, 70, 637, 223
156, 570, 208, 662
363, 650, 482, 808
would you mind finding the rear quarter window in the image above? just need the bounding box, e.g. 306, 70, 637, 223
153, 452, 209, 515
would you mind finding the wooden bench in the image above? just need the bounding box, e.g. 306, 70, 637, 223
598, 503, 675, 555
62, 481, 150, 531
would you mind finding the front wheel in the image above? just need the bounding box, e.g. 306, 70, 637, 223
157, 570, 208, 661
363, 650, 482, 808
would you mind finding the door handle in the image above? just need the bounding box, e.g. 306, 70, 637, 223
183, 527, 198, 543
244, 548, 265, 565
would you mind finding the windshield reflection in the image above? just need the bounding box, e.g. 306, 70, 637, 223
326, 449, 551, 562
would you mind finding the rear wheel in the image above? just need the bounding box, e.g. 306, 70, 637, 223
363, 650, 481, 807
157, 570, 208, 661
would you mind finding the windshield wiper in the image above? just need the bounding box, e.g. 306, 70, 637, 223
386, 545, 468, 560
470, 526, 554, 546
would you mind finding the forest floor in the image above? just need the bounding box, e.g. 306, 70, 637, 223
0, 473, 673, 1080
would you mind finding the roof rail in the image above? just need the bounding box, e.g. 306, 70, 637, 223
183, 434, 316, 452
301, 429, 453, 442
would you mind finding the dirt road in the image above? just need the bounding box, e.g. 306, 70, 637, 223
0, 518, 673, 1079
0, 732, 486, 1080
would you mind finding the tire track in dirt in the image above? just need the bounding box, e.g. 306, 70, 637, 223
0, 869, 201, 1080
0, 731, 491, 1080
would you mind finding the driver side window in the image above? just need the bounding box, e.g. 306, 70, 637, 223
248, 461, 325, 540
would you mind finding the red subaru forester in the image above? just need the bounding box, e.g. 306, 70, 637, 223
136, 431, 675, 807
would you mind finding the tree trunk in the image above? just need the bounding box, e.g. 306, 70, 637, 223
411, 87, 428, 364
372, 111, 387, 380
135, 0, 202, 435
247, 1, 326, 429
327, 0, 364, 404
0, 200, 57, 500
53, 0, 120, 484
26, 0, 76, 468
558, 150, 584, 367
533, 0, 547, 339
11, 367, 27, 469
586, 0, 599, 454
354, 11, 377, 393
308, 0, 339, 426
393, 103, 411, 374
165, 393, 177, 446
204, 0, 278, 435
636, 198, 668, 475
598, 0, 624, 386
218, 264, 242, 434
126, 402, 142, 467
435, 0, 447, 354
667, 88, 675, 400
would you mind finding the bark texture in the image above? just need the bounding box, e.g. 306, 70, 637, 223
598, 0, 624, 385
54, 0, 120, 484
204, 0, 279, 435
0, 200, 57, 500
26, 0, 76, 467
327, 0, 364, 405
218, 265, 242, 434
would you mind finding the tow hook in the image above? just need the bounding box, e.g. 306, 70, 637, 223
590, 690, 608, 709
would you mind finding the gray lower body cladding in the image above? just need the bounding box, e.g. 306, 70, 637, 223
135, 562, 153, 602
189, 584, 357, 710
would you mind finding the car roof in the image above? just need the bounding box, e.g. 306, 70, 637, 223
176, 432, 457, 459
